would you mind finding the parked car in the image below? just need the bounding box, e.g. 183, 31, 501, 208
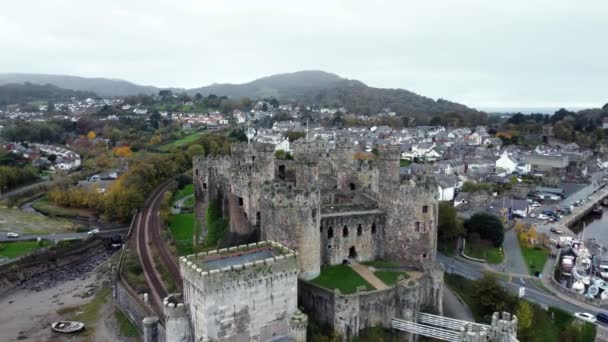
575, 312, 597, 324
6, 232, 19, 238
550, 227, 563, 234
596, 312, 608, 324
538, 214, 549, 220
87, 229, 100, 235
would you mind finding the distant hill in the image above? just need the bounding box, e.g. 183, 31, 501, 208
0, 83, 97, 106
189, 71, 483, 120
0, 73, 159, 97
0, 70, 484, 122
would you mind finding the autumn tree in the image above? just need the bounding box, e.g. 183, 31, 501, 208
87, 130, 97, 140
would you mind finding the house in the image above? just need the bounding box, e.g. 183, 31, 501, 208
495, 152, 518, 174
490, 197, 529, 218
454, 192, 469, 207
436, 174, 460, 201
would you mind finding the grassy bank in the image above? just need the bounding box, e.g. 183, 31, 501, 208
521, 245, 549, 275
464, 240, 503, 264
158, 131, 205, 151
169, 213, 196, 255
32, 196, 96, 218
114, 309, 140, 338
0, 240, 49, 258
311, 265, 375, 294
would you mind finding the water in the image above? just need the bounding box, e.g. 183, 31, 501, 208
571, 208, 608, 247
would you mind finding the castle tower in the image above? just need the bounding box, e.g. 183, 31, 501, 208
288, 309, 309, 342
260, 182, 321, 280
377, 144, 401, 191
489, 312, 518, 342
143, 316, 159, 342
380, 176, 439, 270
163, 294, 192, 342
292, 140, 320, 187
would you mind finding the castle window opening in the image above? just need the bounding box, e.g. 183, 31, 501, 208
328, 245, 332, 249
203, 182, 207, 189
320, 225, 323, 233
278, 165, 286, 180
252, 156, 256, 163
343, 226, 349, 237
415, 221, 420, 232
423, 205, 428, 213
328, 227, 334, 239
195, 169, 199, 176
422, 253, 427, 258
349, 183, 356, 191
256, 212, 261, 225
371, 223, 377, 234
238, 197, 244, 206
357, 224, 362, 236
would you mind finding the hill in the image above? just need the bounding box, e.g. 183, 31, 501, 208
0, 83, 97, 106
190, 71, 483, 120
0, 71, 484, 122
0, 73, 159, 97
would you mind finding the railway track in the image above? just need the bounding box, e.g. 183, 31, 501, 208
135, 179, 182, 314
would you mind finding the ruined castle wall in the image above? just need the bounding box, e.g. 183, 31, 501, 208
181, 242, 298, 342
319, 212, 384, 266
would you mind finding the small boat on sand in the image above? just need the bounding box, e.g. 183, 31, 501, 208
51, 321, 85, 333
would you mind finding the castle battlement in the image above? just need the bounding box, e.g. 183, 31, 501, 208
261, 181, 319, 200
179, 240, 297, 281
163, 294, 189, 321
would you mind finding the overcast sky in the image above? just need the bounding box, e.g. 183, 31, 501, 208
1, 0, 607, 109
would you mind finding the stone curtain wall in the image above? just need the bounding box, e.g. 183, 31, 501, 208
320, 212, 384, 265
114, 277, 166, 342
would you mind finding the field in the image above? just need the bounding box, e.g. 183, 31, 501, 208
521, 245, 549, 275
168, 213, 196, 255
0, 240, 48, 258
0, 207, 83, 234
158, 131, 205, 151
311, 265, 375, 294
464, 240, 504, 264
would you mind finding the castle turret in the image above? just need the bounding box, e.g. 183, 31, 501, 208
163, 294, 192, 342
143, 316, 159, 342
260, 182, 321, 279
377, 144, 401, 190
289, 309, 308, 342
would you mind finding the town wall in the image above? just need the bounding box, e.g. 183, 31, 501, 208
180, 241, 299, 342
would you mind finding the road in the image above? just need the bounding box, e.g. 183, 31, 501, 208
438, 254, 601, 316
0, 228, 128, 242
0, 180, 50, 200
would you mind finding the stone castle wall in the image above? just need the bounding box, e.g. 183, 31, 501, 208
319, 211, 384, 265
180, 241, 298, 342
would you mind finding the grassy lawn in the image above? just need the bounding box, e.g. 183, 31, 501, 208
311, 265, 375, 294
0, 240, 48, 258
158, 131, 205, 151
374, 270, 408, 286
362, 260, 400, 268
32, 197, 96, 218
114, 309, 140, 337
174, 184, 194, 200
183, 196, 195, 207
521, 245, 549, 275
464, 240, 504, 264
400, 159, 412, 167
169, 213, 196, 255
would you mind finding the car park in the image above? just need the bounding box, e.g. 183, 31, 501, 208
596, 312, 608, 324
575, 312, 597, 324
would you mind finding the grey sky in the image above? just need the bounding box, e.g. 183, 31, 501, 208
1, 0, 607, 109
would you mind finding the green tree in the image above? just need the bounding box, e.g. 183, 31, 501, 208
438, 202, 464, 242
473, 273, 515, 317
516, 301, 533, 336
465, 212, 504, 247
186, 144, 205, 159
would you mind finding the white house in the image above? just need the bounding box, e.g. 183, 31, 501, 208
436, 175, 460, 201
495, 152, 518, 174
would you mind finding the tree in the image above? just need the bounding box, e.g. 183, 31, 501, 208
516, 301, 533, 333
150, 111, 161, 129
464, 212, 504, 247
48, 154, 57, 163
285, 131, 306, 143
515, 221, 537, 248
473, 273, 515, 317
87, 130, 97, 140
438, 202, 464, 242
186, 144, 205, 159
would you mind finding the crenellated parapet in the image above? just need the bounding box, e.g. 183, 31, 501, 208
261, 181, 320, 207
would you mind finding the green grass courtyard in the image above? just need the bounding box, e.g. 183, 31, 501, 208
521, 245, 549, 275
311, 265, 375, 294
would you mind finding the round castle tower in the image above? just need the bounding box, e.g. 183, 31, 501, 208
288, 309, 308, 342
163, 294, 192, 342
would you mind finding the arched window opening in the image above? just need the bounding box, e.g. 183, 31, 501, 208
349, 183, 356, 191
343, 226, 349, 237
371, 223, 377, 234
357, 224, 362, 236
328, 226, 334, 239
278, 165, 286, 180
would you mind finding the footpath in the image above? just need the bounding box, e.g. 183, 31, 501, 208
350, 262, 389, 290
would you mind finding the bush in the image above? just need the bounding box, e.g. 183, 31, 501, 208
465, 212, 504, 247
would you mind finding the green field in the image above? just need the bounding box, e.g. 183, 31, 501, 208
311, 265, 375, 294
168, 213, 196, 255
521, 245, 549, 275
374, 270, 408, 285
464, 240, 504, 264
362, 260, 400, 268
0, 207, 83, 234
0, 240, 48, 258
158, 131, 204, 151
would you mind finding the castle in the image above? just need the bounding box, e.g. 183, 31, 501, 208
185, 137, 444, 341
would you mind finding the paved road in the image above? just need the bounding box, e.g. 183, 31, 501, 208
438, 254, 601, 316
443, 286, 474, 321
497, 229, 529, 275
0, 228, 128, 242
